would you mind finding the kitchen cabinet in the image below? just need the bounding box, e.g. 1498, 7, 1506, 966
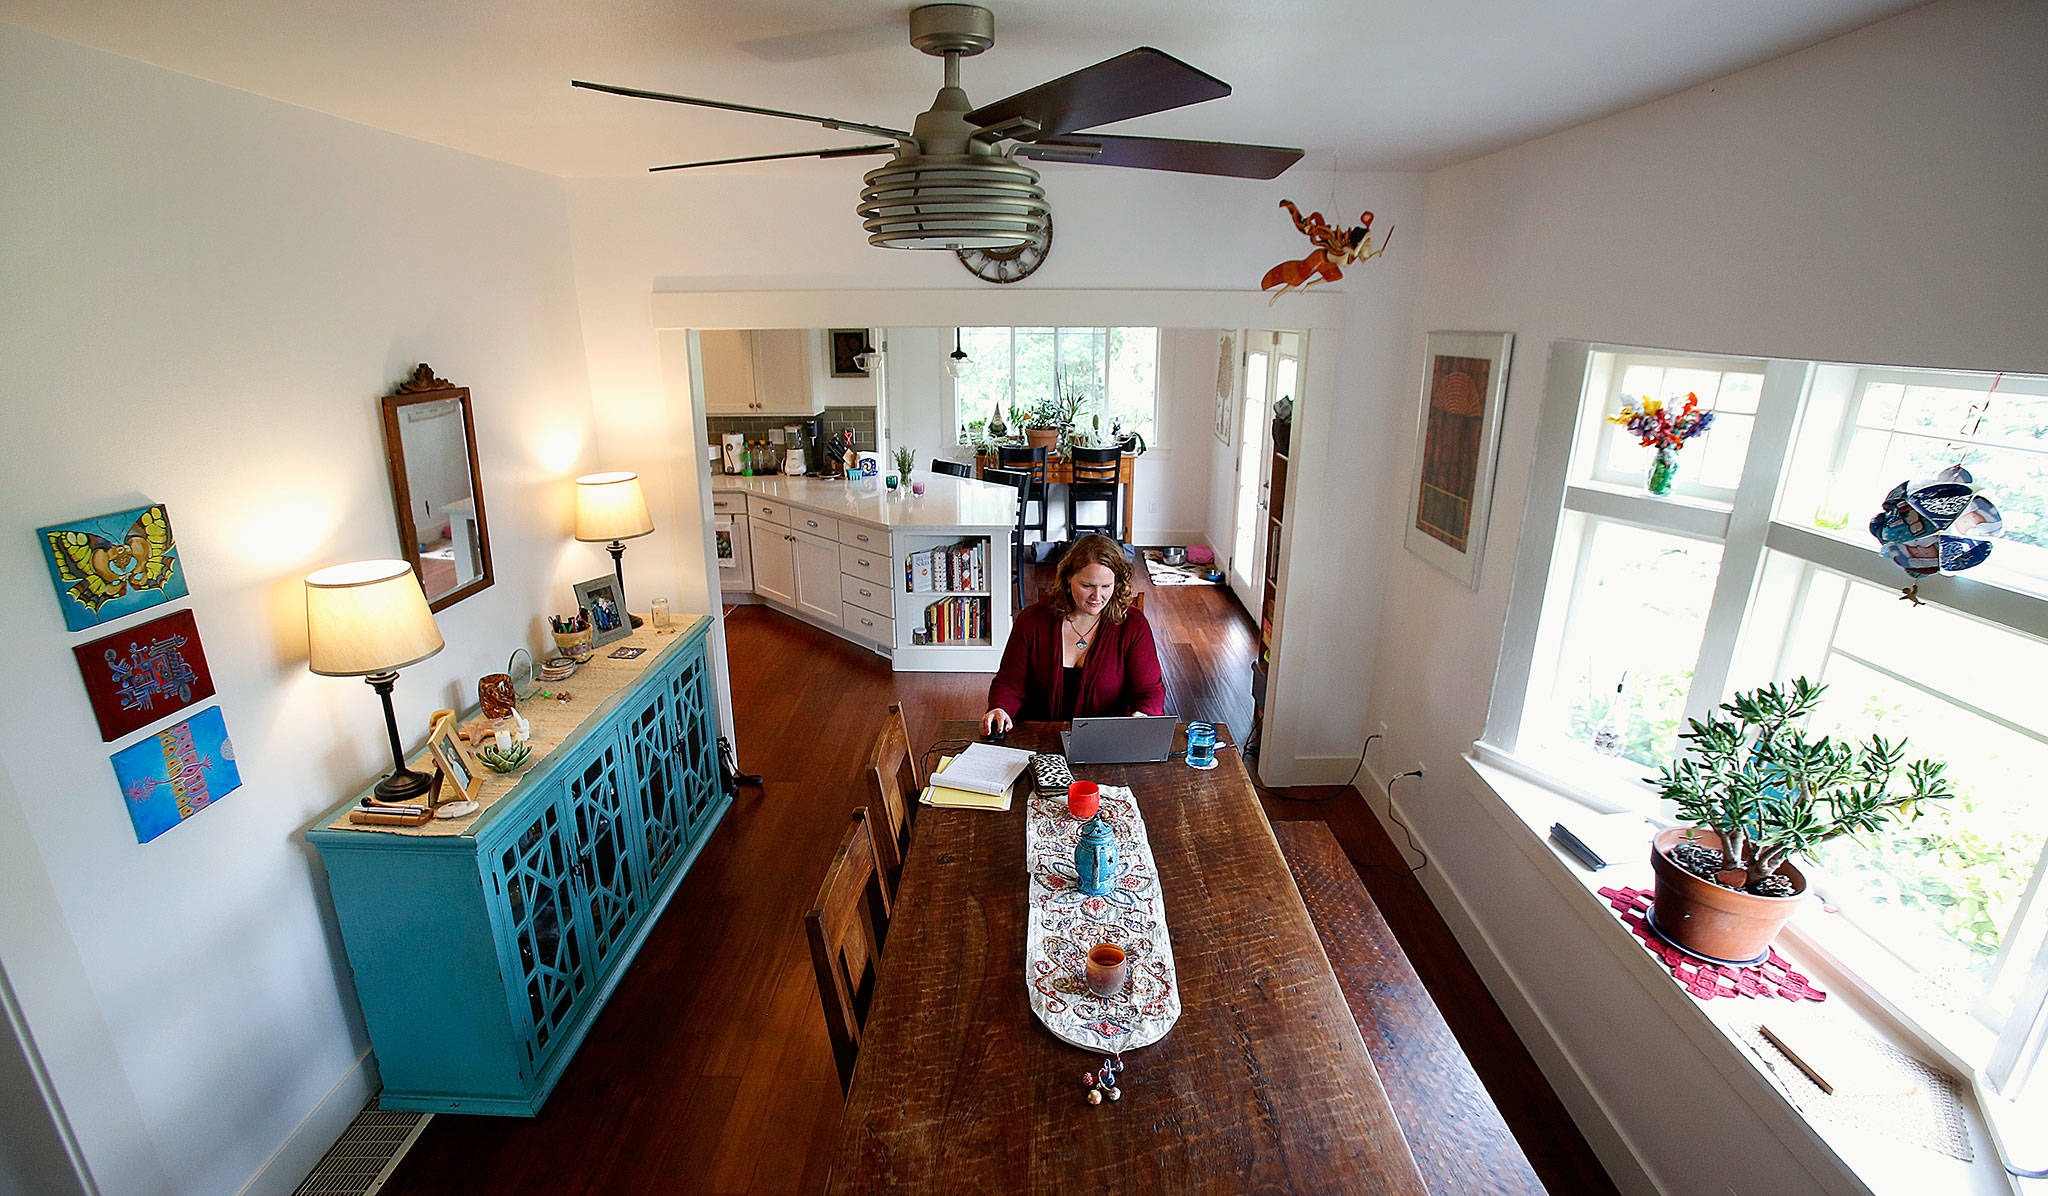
749, 518, 798, 608
790, 527, 843, 625
306, 622, 725, 1115
698, 329, 816, 414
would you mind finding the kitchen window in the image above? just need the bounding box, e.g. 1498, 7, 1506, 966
1486, 344, 2048, 1100
952, 327, 1160, 445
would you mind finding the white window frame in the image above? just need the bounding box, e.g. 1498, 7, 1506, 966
1484, 340, 2048, 1103
948, 327, 1162, 448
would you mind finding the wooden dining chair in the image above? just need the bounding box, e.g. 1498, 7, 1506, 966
806, 808, 893, 1095
865, 703, 920, 896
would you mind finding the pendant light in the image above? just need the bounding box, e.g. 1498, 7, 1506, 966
946, 328, 971, 378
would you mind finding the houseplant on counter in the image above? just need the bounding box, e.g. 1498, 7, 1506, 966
1023, 399, 1065, 452
893, 446, 916, 482
1647, 677, 1953, 964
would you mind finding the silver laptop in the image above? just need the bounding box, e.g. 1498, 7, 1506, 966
1060, 715, 1178, 765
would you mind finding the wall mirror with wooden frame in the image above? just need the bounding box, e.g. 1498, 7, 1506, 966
381, 364, 493, 611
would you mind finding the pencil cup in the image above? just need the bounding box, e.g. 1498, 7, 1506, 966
1085, 943, 1128, 998
553, 627, 594, 661
1067, 781, 1100, 819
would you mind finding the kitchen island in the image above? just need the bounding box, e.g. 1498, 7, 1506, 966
712, 473, 1016, 671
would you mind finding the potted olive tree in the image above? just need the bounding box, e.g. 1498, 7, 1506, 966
1648, 678, 1953, 964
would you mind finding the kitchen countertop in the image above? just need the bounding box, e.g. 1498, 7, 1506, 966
715, 473, 1016, 531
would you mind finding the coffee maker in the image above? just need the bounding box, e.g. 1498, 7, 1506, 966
799, 417, 832, 476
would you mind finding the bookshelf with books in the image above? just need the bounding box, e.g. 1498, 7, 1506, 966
893, 530, 1011, 671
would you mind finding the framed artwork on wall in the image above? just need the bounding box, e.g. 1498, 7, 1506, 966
38, 502, 188, 631
829, 329, 873, 378
1404, 331, 1513, 588
573, 574, 632, 648
1214, 332, 1237, 446
72, 609, 216, 741
110, 706, 241, 843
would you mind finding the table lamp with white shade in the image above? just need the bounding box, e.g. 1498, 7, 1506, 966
306, 560, 445, 802
574, 470, 654, 593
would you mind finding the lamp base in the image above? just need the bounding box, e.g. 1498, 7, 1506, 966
373, 766, 435, 802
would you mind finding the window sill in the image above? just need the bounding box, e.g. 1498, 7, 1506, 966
1460, 750, 2029, 1195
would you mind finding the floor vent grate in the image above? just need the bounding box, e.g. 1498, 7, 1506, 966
292, 1106, 431, 1196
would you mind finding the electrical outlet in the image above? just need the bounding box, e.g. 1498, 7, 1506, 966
1376, 721, 1388, 739
1413, 762, 1427, 778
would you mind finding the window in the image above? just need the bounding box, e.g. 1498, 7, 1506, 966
952, 327, 1159, 445
1489, 344, 2048, 1098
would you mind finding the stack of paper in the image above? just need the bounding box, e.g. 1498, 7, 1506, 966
932, 742, 1032, 795
921, 755, 1018, 810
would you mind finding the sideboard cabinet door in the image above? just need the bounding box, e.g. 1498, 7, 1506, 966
626, 676, 690, 885
485, 788, 594, 1075
564, 734, 644, 973
672, 643, 722, 840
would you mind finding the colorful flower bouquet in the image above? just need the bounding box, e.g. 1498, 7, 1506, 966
1610, 394, 1714, 494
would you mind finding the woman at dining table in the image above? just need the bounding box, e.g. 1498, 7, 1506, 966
983, 533, 1165, 735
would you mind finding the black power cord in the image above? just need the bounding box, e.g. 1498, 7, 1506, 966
1381, 769, 1431, 876
1262, 732, 1379, 803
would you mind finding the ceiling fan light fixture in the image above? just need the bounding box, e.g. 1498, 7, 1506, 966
858, 153, 1048, 250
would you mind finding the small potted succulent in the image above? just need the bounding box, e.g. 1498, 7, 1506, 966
1648, 678, 1952, 963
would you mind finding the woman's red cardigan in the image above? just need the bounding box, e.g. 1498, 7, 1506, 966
986, 598, 1166, 722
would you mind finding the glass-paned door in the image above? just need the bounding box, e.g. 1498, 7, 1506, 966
1231, 335, 1273, 608
673, 647, 722, 841
487, 791, 591, 1072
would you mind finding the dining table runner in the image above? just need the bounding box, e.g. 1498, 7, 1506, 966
1024, 784, 1181, 1051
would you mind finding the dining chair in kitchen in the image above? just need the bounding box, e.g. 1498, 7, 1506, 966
1066, 444, 1124, 545
931, 459, 972, 478
806, 807, 893, 1095
997, 445, 1051, 548
982, 467, 1031, 611
865, 703, 919, 898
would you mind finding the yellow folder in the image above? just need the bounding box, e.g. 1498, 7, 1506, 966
920, 755, 1014, 811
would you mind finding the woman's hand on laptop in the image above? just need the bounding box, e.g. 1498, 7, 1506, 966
982, 707, 1014, 735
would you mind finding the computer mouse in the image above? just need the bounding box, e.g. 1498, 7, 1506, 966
985, 726, 1007, 743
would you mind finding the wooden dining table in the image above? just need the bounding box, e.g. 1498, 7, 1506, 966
825, 720, 1426, 1194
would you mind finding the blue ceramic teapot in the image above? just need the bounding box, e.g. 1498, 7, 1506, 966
1075, 814, 1118, 897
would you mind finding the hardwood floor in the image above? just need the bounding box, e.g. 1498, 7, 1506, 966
382, 556, 1613, 1194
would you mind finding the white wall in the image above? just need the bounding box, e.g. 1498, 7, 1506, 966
1, 23, 597, 1195
1361, 0, 2048, 1188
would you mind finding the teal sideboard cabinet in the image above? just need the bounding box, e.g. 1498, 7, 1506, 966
307, 618, 727, 1115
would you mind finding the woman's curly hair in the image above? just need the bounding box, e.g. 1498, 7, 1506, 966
1048, 534, 1136, 623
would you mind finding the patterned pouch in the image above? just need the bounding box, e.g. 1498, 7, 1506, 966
1031, 753, 1074, 797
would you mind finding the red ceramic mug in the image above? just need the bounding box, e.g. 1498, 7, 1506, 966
1067, 781, 1100, 819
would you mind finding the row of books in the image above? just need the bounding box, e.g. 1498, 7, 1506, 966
910, 595, 989, 645
905, 540, 988, 593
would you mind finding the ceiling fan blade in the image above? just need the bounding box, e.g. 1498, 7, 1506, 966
650, 144, 897, 173
1014, 133, 1302, 180
965, 48, 1229, 141
571, 80, 909, 141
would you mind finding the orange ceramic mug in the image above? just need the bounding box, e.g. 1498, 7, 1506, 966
1067, 781, 1100, 819
1085, 943, 1128, 997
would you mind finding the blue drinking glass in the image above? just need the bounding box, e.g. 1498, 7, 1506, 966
1186, 722, 1218, 770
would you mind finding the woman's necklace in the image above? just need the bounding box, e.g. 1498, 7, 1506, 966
1069, 612, 1102, 650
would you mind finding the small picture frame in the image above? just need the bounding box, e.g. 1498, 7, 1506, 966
426, 712, 482, 818
829, 329, 873, 378
573, 574, 632, 648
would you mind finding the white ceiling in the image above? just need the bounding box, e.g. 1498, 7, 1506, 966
1, 0, 1927, 177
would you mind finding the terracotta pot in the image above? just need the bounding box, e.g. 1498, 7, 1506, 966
1647, 827, 1806, 965
1025, 427, 1061, 451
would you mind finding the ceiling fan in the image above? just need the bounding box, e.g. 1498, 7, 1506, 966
573, 3, 1302, 272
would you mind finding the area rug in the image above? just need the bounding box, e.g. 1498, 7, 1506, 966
1141, 549, 1223, 587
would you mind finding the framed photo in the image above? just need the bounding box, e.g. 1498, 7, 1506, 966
426, 712, 482, 813
1404, 331, 1513, 588
38, 502, 189, 631
573, 574, 632, 648
829, 329, 873, 378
